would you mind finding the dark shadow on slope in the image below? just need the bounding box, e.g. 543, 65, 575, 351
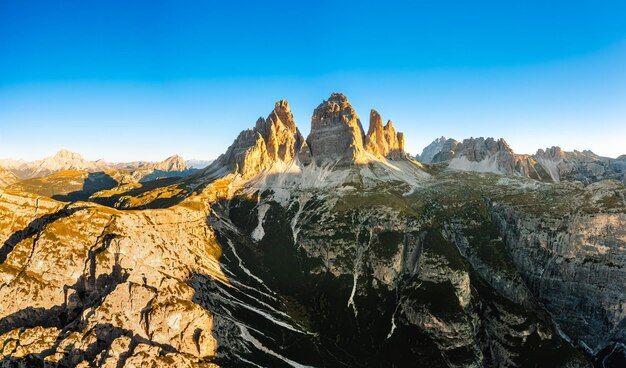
199, 196, 453, 367
138, 169, 197, 183
0, 205, 86, 264
52, 172, 118, 202
88, 176, 184, 208
202, 181, 599, 367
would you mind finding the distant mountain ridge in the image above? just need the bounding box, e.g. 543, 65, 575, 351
0, 150, 192, 179
416, 136, 626, 184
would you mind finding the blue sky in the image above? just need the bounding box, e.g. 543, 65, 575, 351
1, 0, 625, 161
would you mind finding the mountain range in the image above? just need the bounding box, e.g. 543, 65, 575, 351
0, 150, 213, 180
415, 137, 626, 184
0, 93, 624, 367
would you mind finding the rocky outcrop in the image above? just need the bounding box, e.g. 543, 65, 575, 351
0, 167, 18, 188
208, 93, 411, 179
429, 138, 460, 162
489, 185, 626, 355
534, 147, 626, 184
307, 93, 367, 164
416, 136, 451, 163
0, 190, 223, 367
364, 110, 406, 159
431, 137, 536, 176
212, 100, 310, 178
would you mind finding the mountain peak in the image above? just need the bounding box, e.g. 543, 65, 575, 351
267, 99, 296, 133
327, 92, 349, 104
153, 154, 187, 171
308, 93, 366, 163
206, 93, 411, 179
364, 111, 406, 159
54, 149, 84, 160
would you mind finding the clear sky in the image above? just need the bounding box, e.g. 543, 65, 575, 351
1, 0, 625, 162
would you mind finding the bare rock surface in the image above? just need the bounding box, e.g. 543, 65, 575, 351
307, 93, 367, 164
364, 110, 406, 159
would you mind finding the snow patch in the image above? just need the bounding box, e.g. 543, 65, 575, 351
251, 203, 270, 241
386, 303, 400, 339
225, 239, 275, 295
237, 323, 315, 368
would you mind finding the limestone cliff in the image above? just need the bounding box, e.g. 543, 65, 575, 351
424, 137, 626, 184
307, 93, 367, 164
212, 100, 310, 178
364, 109, 406, 159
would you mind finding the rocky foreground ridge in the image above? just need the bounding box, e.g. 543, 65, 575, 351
0, 93, 624, 367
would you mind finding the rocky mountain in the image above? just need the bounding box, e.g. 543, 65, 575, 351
1, 151, 194, 180
144, 155, 188, 172
534, 147, 626, 183
364, 110, 406, 160
415, 136, 454, 163
2, 154, 198, 204
207, 93, 411, 181
208, 99, 311, 179
0, 93, 624, 367
5, 149, 104, 179
307, 92, 367, 164
421, 137, 626, 184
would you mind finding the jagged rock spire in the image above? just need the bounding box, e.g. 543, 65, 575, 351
210, 92, 409, 178
364, 109, 406, 159
215, 99, 311, 177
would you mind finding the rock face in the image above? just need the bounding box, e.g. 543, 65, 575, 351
364, 110, 406, 159
416, 136, 451, 163
212, 100, 310, 178
423, 137, 626, 184
431, 137, 539, 177
207, 93, 409, 180
429, 137, 460, 162
307, 93, 367, 164
534, 147, 626, 184
0, 190, 223, 367
491, 197, 626, 354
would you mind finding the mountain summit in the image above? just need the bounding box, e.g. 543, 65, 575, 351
206, 92, 412, 181
152, 154, 188, 172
